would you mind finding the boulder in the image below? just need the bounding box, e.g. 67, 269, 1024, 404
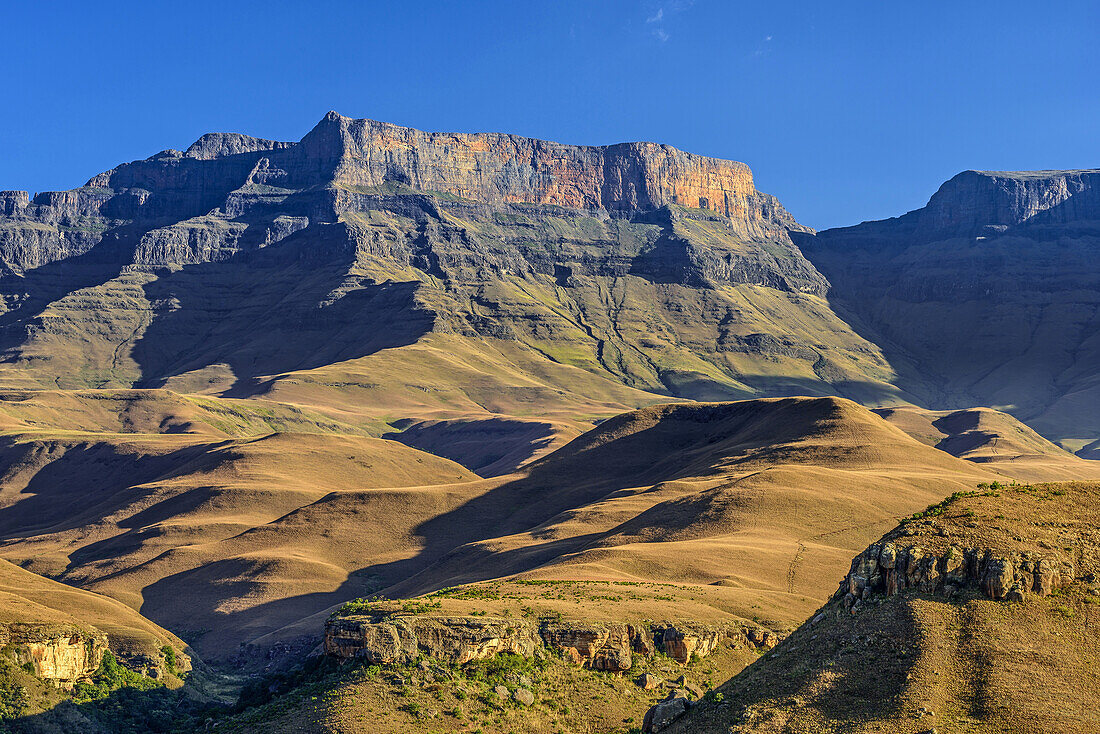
643, 691, 690, 733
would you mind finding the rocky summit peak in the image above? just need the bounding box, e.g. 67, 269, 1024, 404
918, 167, 1100, 234
0, 111, 811, 275
291, 111, 783, 226
184, 132, 292, 160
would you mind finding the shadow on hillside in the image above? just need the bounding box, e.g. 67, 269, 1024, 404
0, 436, 222, 540
152, 396, 907, 667
0, 233, 139, 357
8, 681, 225, 733
383, 417, 558, 476
131, 223, 434, 395
132, 402, 794, 662
686, 598, 921, 730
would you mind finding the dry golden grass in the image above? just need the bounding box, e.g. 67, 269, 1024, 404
0, 393, 1025, 668
0, 558, 185, 665
875, 405, 1100, 482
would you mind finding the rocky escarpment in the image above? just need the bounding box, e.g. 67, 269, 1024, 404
0, 111, 812, 273
840, 539, 1074, 613
657, 482, 1100, 734
300, 113, 807, 236
798, 168, 1100, 453
324, 615, 777, 672
0, 624, 107, 689
0, 111, 893, 406
917, 169, 1100, 237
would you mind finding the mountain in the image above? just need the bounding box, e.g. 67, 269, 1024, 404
666, 481, 1100, 733
0, 112, 904, 460
797, 169, 1100, 456
1, 114, 1098, 729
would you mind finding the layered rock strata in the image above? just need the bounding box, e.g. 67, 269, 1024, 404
324, 615, 777, 671
0, 111, 812, 273
839, 539, 1075, 612
0, 624, 107, 688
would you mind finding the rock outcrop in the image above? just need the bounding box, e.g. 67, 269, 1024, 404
324, 616, 540, 665
0, 624, 107, 688
539, 621, 638, 671
656, 623, 724, 664
324, 614, 775, 672
840, 539, 1074, 612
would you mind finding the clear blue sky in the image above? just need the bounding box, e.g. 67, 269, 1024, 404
2, 1, 1096, 230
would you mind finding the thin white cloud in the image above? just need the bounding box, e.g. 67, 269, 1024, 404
765, 35, 773, 41
647, 8, 664, 23
654, 28, 670, 42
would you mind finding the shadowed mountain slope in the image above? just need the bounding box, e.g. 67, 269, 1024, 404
798, 168, 1100, 454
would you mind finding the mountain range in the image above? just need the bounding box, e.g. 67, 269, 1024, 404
0, 113, 1096, 732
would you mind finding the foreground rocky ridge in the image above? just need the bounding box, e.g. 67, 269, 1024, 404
663, 481, 1100, 733
841, 512, 1075, 611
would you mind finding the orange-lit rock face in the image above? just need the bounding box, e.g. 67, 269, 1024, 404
0, 111, 809, 272
304, 113, 759, 219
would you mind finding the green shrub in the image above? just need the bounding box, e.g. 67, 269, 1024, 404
160, 645, 178, 674
462, 653, 547, 688
0, 660, 30, 720
332, 596, 443, 618
72, 651, 162, 704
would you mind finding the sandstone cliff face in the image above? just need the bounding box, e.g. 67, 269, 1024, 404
0, 624, 107, 688
840, 540, 1074, 613
324, 614, 775, 671
324, 616, 540, 665
0, 111, 808, 272
297, 112, 802, 237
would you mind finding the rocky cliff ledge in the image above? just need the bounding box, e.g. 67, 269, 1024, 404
297, 113, 799, 232
837, 488, 1081, 614
918, 168, 1100, 235
0, 112, 810, 272
0, 624, 107, 689
841, 540, 1074, 613
324, 615, 778, 672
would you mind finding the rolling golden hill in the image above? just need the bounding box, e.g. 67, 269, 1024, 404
9, 394, 1093, 670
